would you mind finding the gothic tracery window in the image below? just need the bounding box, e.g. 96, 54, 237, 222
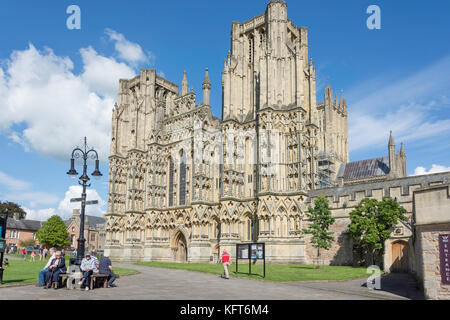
179, 150, 186, 206
168, 158, 174, 207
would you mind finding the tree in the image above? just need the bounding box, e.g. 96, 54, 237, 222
349, 197, 407, 267
303, 196, 336, 268
19, 239, 36, 248
36, 215, 71, 249
0, 201, 27, 219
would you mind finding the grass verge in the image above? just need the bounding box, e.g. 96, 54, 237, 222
135, 261, 368, 282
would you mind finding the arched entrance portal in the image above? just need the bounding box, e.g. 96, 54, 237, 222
391, 241, 409, 273
173, 231, 188, 263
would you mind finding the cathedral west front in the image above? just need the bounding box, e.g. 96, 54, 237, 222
104, 1, 450, 268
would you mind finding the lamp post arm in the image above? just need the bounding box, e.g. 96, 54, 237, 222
86, 149, 99, 160
71, 147, 85, 160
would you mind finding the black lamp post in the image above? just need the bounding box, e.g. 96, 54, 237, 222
0, 209, 8, 284
66, 137, 102, 265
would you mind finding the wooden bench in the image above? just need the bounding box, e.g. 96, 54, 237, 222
89, 273, 109, 289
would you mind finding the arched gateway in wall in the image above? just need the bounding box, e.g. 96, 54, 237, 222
391, 240, 409, 273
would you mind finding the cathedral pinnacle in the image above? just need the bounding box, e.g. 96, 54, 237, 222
389, 130, 395, 146
400, 143, 405, 157
202, 68, 211, 88
182, 70, 188, 95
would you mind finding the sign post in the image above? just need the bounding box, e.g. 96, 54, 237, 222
0, 209, 8, 284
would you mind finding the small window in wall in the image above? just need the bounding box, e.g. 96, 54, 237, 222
72, 227, 75, 232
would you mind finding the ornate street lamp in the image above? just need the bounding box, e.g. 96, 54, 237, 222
0, 209, 8, 284
67, 137, 102, 265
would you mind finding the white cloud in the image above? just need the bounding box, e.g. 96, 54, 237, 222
23, 185, 106, 221
413, 164, 450, 176
0, 30, 149, 162
8, 131, 30, 152
346, 55, 450, 152
57, 185, 106, 220
80, 46, 135, 98
23, 207, 57, 222
0, 170, 31, 190
105, 28, 152, 65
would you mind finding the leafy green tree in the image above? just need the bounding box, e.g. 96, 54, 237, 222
304, 196, 336, 268
349, 197, 407, 267
0, 201, 27, 219
36, 215, 71, 249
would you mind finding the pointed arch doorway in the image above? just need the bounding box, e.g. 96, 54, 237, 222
173, 231, 188, 263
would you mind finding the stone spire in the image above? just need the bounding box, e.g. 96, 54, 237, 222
202, 68, 211, 106
400, 142, 405, 157
389, 130, 395, 146
388, 131, 396, 176
182, 70, 188, 95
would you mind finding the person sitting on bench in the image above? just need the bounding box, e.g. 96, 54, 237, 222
37, 247, 56, 287
44, 251, 66, 289
79, 254, 97, 291
99, 254, 118, 288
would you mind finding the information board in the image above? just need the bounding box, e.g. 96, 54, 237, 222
235, 242, 266, 278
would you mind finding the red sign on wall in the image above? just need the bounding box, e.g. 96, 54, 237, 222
439, 234, 450, 285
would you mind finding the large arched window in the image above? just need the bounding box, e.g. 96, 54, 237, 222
179, 150, 186, 205
168, 157, 174, 207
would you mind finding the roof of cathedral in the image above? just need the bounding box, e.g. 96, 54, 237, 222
7, 218, 42, 231
339, 156, 390, 181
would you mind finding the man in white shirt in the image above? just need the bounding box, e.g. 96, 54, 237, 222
79, 254, 98, 291
37, 247, 56, 287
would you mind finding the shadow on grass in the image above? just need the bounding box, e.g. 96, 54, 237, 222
1, 279, 32, 284
232, 271, 265, 278
287, 265, 319, 270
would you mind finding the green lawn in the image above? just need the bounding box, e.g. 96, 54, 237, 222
135, 262, 369, 282
0, 258, 139, 286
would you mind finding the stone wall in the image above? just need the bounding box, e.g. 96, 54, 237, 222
306, 172, 450, 271
414, 184, 450, 300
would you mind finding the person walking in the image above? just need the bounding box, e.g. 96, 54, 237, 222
38, 249, 43, 261
220, 251, 231, 280
21, 248, 26, 261
30, 251, 36, 262
43, 248, 48, 259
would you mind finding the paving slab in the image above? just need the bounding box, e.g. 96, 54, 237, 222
0, 262, 423, 300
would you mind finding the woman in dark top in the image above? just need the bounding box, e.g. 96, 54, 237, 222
45, 251, 67, 289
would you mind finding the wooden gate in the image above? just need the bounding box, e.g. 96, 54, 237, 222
391, 241, 409, 273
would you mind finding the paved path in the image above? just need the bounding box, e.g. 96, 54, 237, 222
0, 262, 423, 300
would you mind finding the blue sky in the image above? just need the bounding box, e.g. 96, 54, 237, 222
0, 0, 449, 221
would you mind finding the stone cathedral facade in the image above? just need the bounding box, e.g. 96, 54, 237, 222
105, 1, 425, 266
